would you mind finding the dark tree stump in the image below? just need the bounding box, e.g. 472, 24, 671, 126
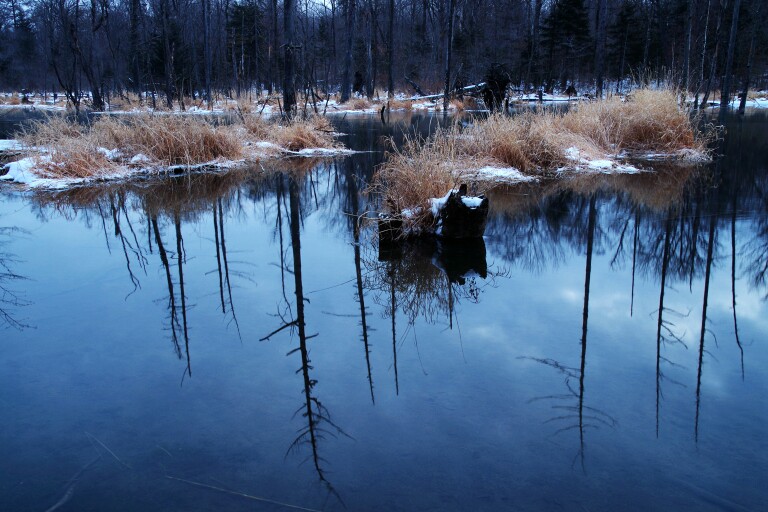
435, 187, 489, 239
481, 63, 511, 112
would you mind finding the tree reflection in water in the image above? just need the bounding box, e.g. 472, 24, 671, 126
262, 171, 351, 504
11, 114, 767, 488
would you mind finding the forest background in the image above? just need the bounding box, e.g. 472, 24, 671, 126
0, 0, 765, 112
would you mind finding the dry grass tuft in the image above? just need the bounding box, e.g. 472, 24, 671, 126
343, 97, 373, 110
564, 89, 697, 152
92, 115, 243, 165
273, 116, 336, 151
389, 99, 413, 110
21, 118, 118, 179
37, 149, 117, 179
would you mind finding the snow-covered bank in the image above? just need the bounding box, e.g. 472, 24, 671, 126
704, 96, 768, 110
0, 139, 354, 190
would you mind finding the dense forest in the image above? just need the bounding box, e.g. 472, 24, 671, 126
0, 0, 766, 110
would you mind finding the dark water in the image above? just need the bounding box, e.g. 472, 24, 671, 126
1, 112, 767, 511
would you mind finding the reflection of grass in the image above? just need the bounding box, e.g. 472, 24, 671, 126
374, 88, 710, 230
29, 166, 272, 219
488, 165, 702, 219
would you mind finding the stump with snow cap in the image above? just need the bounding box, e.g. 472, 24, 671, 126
432, 184, 489, 239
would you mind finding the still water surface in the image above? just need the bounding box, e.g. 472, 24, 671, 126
1, 112, 767, 511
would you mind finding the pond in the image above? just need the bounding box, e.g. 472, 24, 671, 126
1, 111, 767, 511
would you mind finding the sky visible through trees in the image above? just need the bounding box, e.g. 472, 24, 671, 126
0, 0, 765, 111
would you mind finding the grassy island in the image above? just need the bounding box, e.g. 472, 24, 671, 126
373, 88, 711, 232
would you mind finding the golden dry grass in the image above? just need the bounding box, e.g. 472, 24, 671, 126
342, 97, 373, 110
20, 118, 118, 179
16, 112, 341, 180
373, 88, 709, 228
92, 115, 243, 165
273, 116, 336, 151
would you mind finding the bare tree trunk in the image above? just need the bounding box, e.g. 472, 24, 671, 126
719, 0, 741, 117
283, 0, 296, 116
387, 0, 394, 98
594, 0, 607, 98
738, 1, 761, 114
203, 0, 212, 105
129, 0, 141, 93
693, 0, 712, 108
365, 0, 374, 99
682, 0, 694, 96
161, 0, 174, 109
340, 0, 355, 102
443, 0, 455, 111
526, 0, 543, 89
271, 0, 278, 94
701, 0, 727, 109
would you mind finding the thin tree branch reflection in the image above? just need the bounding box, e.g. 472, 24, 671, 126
695, 216, 717, 443
151, 215, 182, 358
175, 214, 192, 382
731, 204, 744, 379
0, 227, 31, 330
346, 162, 375, 405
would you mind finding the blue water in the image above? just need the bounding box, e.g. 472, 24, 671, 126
1, 112, 766, 511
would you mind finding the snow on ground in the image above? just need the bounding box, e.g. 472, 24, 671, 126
563, 146, 642, 174
0, 154, 245, 189
292, 147, 355, 156
0, 103, 67, 112
515, 92, 582, 103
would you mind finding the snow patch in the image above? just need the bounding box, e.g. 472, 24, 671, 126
462, 166, 538, 184
130, 153, 151, 164
564, 146, 641, 174
97, 147, 122, 160
429, 191, 452, 217
461, 196, 485, 208
293, 147, 355, 156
